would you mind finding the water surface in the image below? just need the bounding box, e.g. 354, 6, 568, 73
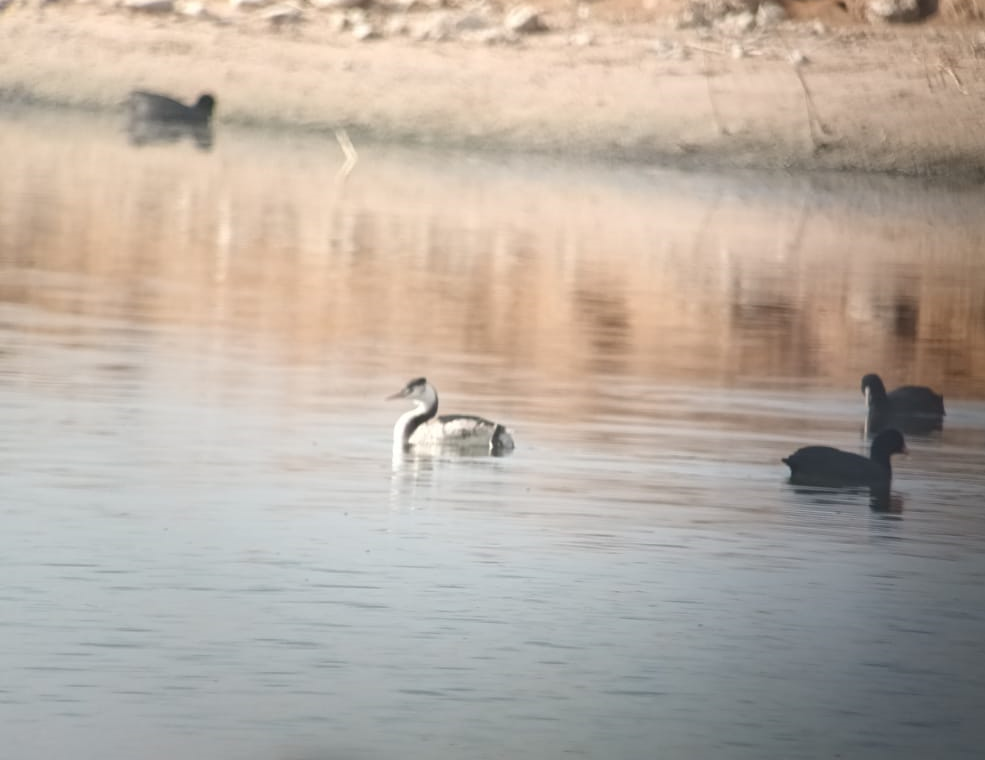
2, 108, 985, 760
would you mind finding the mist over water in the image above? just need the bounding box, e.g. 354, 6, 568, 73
2, 108, 985, 760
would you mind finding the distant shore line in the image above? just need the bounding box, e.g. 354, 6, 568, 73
2, 9, 984, 180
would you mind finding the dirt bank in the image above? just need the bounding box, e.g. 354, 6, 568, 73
1, 1, 984, 176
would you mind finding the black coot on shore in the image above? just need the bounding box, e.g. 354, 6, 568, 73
783, 428, 907, 488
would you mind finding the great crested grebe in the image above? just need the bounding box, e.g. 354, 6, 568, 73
387, 377, 515, 454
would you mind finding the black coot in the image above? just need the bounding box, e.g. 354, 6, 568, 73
128, 91, 216, 124
783, 428, 907, 488
127, 91, 216, 150
861, 373, 944, 418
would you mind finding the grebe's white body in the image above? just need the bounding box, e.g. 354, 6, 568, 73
388, 377, 515, 454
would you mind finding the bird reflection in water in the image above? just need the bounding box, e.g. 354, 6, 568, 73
128, 119, 214, 151
869, 488, 904, 515
788, 485, 905, 516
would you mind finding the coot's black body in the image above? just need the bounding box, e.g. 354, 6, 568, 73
126, 92, 216, 150
861, 374, 944, 436
128, 91, 216, 124
783, 429, 907, 488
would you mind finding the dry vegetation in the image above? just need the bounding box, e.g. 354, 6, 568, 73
2, 1, 985, 176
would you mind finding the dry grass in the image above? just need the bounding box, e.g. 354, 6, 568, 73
3, 7, 985, 178
529, 0, 985, 23
938, 0, 985, 19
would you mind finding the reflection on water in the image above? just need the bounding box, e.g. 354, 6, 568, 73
787, 484, 905, 515
127, 118, 214, 151
2, 107, 985, 760
3, 108, 985, 404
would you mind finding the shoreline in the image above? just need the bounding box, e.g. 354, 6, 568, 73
2, 5, 984, 178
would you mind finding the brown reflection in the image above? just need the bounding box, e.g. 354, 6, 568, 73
892, 296, 919, 341
787, 484, 903, 516
573, 283, 630, 374
869, 490, 904, 515
127, 119, 214, 151
723, 263, 816, 379
2, 110, 985, 410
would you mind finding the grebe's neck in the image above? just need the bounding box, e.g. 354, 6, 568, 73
393, 385, 439, 445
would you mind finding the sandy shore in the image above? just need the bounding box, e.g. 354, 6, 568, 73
1, 2, 984, 177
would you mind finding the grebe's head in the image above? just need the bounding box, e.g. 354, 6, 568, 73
387, 377, 431, 403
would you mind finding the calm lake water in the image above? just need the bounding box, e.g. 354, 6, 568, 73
2, 107, 985, 760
